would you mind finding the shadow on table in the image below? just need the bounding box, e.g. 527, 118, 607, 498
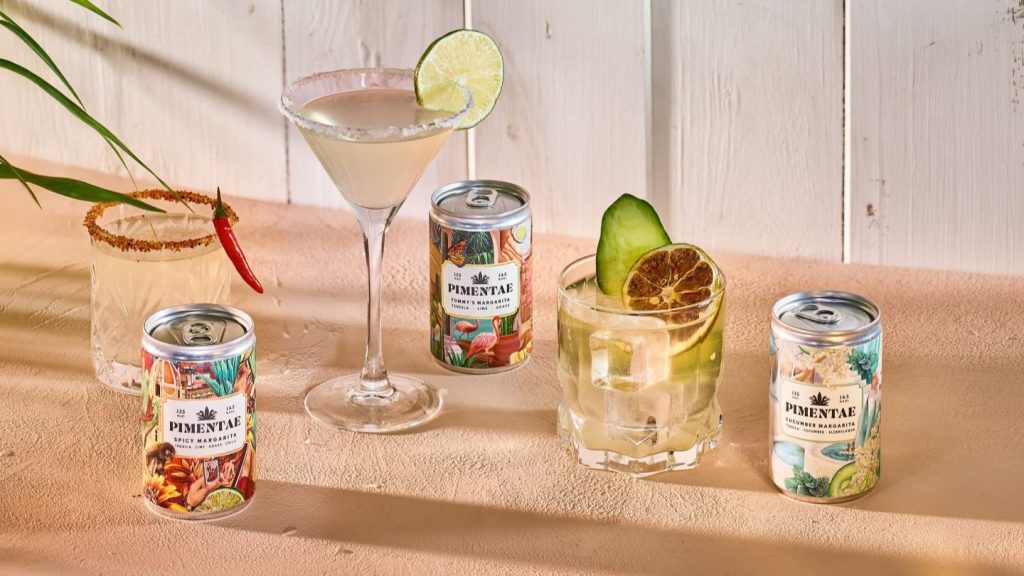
648, 352, 776, 494
0, 309, 93, 380
259, 385, 556, 438
218, 480, 1012, 575
850, 355, 1024, 523
0, 262, 91, 304
0, 546, 83, 574
393, 406, 556, 437
657, 352, 1024, 523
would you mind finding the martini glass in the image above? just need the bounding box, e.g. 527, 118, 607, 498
280, 68, 472, 432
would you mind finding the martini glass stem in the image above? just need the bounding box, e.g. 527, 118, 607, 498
355, 205, 399, 397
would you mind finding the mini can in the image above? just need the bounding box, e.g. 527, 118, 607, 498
429, 180, 532, 373
770, 291, 882, 503
141, 304, 256, 520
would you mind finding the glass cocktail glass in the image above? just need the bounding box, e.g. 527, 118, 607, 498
557, 255, 727, 477
279, 68, 472, 432
85, 190, 233, 394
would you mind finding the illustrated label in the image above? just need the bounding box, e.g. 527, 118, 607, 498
142, 340, 257, 516
442, 260, 520, 318
779, 379, 862, 442
768, 324, 882, 502
429, 214, 533, 373
161, 394, 247, 457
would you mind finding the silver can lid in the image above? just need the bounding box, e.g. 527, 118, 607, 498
143, 304, 254, 360
772, 291, 880, 345
431, 180, 530, 229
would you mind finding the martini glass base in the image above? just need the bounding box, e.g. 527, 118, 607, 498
304, 374, 443, 433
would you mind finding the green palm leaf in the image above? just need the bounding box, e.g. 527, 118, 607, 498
0, 58, 186, 208
0, 162, 164, 212
0, 152, 40, 208
67, 0, 121, 27
0, 10, 140, 191
0, 10, 83, 106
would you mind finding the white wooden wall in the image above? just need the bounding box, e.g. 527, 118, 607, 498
0, 0, 286, 202
848, 0, 1024, 274
1, 0, 1022, 274
652, 0, 844, 261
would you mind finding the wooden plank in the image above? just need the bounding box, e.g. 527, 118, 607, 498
283, 0, 466, 220
471, 0, 649, 239
651, 0, 844, 261
0, 0, 286, 202
848, 0, 1024, 274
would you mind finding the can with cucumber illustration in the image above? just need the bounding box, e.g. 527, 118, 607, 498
770, 291, 882, 503
429, 180, 532, 373
141, 304, 256, 520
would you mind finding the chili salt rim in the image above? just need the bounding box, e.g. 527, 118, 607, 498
83, 189, 238, 253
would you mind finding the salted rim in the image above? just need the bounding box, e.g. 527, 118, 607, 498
558, 254, 726, 316
83, 189, 237, 253
278, 67, 473, 141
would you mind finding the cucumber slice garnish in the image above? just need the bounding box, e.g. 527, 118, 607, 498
595, 194, 671, 296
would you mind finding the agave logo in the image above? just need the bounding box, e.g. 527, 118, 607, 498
809, 392, 829, 407
471, 271, 489, 285
196, 407, 218, 421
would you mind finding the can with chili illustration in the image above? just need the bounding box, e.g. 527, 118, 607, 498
429, 180, 532, 373
770, 291, 882, 503
141, 304, 256, 520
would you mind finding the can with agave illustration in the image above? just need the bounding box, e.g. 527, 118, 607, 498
770, 291, 881, 503
141, 304, 256, 520
429, 180, 532, 373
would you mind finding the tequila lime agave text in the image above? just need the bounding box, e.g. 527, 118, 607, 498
557, 194, 726, 475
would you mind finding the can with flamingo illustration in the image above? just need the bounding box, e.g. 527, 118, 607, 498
770, 291, 882, 503
141, 304, 256, 520
430, 180, 532, 373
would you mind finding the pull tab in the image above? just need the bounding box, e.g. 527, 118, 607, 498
465, 188, 498, 208
795, 303, 843, 325
183, 320, 215, 345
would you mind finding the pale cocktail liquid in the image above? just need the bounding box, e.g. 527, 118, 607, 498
91, 214, 230, 393
558, 275, 725, 475
297, 88, 452, 209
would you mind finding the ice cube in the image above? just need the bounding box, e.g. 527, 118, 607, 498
604, 388, 671, 446
590, 318, 670, 392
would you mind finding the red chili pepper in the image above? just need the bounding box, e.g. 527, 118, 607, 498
213, 188, 264, 294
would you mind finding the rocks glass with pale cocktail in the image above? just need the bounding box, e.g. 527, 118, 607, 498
84, 190, 234, 394
557, 195, 727, 476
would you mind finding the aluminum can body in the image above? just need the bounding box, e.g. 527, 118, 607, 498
429, 180, 533, 374
770, 291, 882, 503
141, 304, 256, 520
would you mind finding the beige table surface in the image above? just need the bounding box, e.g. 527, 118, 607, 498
1, 164, 1023, 575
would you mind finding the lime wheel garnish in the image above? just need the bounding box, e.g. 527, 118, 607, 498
193, 487, 245, 513
414, 29, 503, 130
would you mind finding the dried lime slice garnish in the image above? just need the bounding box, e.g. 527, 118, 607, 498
622, 243, 723, 353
